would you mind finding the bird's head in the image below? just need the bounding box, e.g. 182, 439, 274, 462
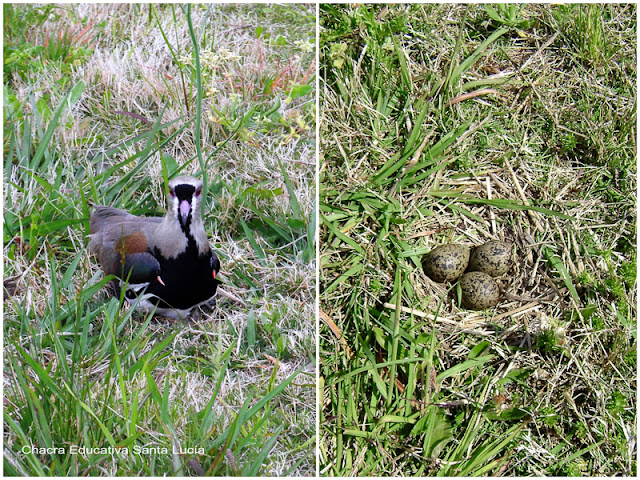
168, 175, 204, 231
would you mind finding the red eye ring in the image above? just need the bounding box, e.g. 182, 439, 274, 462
196, 186, 202, 197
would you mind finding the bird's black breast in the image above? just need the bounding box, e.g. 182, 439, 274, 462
146, 249, 219, 310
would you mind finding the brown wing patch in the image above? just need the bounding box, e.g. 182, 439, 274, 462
115, 232, 149, 254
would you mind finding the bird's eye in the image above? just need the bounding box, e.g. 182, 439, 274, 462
196, 186, 202, 197
169, 188, 175, 197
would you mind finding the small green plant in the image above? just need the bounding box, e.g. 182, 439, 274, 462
535, 328, 563, 355
539, 406, 560, 428
3, 3, 58, 45
4, 4, 95, 82
564, 459, 589, 476
607, 391, 628, 417
483, 4, 537, 30
554, 3, 610, 68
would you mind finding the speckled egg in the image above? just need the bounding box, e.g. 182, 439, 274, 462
459, 272, 500, 310
423, 244, 471, 283
468, 241, 513, 277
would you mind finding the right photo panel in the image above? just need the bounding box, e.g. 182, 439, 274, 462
318, 4, 636, 476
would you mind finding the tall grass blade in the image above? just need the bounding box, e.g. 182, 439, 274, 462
243, 424, 285, 476
30, 81, 85, 171
278, 157, 304, 221
186, 4, 207, 194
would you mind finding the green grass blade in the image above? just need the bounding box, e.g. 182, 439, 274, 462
30, 81, 85, 171
242, 424, 285, 476
186, 4, 207, 194
320, 213, 365, 255
239, 218, 265, 259
387, 264, 403, 409
450, 26, 510, 89
436, 355, 495, 383
324, 262, 363, 296
544, 248, 581, 305
278, 157, 304, 220
431, 195, 576, 220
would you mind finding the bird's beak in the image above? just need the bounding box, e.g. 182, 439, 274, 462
179, 200, 191, 226
157, 276, 165, 286
212, 271, 216, 279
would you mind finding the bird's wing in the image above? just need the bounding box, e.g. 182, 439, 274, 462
89, 206, 163, 281
90, 206, 161, 249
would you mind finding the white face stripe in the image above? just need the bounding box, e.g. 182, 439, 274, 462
190, 190, 199, 214
168, 175, 203, 192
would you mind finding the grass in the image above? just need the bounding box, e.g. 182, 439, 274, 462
3, 3, 315, 476
319, 4, 636, 476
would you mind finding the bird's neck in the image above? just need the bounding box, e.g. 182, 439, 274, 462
183, 214, 209, 256
152, 213, 209, 259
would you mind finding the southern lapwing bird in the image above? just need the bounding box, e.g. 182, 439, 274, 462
89, 175, 220, 319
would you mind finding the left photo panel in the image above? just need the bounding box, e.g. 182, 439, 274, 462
3, 3, 316, 476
